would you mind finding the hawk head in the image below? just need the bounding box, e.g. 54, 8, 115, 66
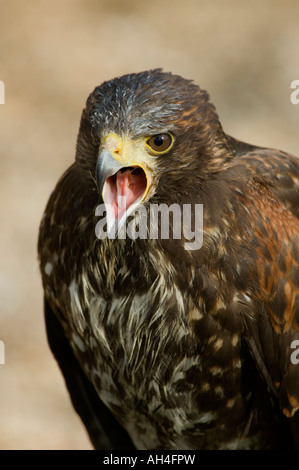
75, 69, 232, 233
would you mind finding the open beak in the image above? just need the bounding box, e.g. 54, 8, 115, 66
96, 140, 153, 236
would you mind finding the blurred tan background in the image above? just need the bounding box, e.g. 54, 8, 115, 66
0, 0, 299, 450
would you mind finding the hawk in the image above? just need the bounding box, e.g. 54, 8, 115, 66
38, 69, 299, 450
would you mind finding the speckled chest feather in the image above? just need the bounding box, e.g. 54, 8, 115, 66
49, 234, 255, 450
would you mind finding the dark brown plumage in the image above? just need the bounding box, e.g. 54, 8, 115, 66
38, 69, 299, 449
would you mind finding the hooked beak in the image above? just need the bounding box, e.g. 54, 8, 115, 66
96, 149, 123, 195
96, 142, 153, 236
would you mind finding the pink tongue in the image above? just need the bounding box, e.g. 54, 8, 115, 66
105, 169, 146, 220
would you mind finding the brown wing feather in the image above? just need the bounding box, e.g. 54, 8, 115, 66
231, 145, 299, 419
229, 135, 299, 218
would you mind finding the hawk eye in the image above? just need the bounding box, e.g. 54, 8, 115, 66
146, 133, 173, 154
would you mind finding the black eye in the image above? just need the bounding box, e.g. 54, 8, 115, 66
146, 133, 173, 153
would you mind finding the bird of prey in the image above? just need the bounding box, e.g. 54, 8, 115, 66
38, 69, 299, 450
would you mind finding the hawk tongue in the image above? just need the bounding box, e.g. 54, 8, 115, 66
105, 168, 146, 220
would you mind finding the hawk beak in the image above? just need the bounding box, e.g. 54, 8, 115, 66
96, 149, 123, 196
96, 147, 152, 235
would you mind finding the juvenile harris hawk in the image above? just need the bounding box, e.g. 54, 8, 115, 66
38, 69, 299, 450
